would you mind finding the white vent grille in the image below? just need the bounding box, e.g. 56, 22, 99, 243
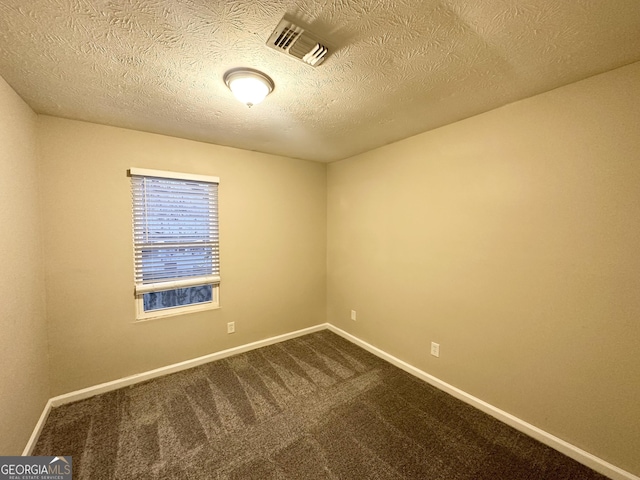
266, 17, 329, 67
273, 26, 301, 49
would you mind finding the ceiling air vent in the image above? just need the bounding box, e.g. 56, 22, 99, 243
266, 16, 329, 67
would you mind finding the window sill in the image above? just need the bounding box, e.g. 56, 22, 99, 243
134, 302, 220, 323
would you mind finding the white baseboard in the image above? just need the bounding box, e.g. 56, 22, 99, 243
24, 322, 638, 480
326, 324, 638, 480
49, 323, 328, 407
22, 399, 53, 456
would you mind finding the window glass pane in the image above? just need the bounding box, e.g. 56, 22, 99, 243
143, 285, 213, 312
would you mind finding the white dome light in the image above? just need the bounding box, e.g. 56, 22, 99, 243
223, 68, 274, 108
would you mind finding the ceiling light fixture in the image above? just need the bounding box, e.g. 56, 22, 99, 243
223, 68, 274, 108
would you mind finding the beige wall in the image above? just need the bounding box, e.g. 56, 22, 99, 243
38, 117, 326, 396
0, 77, 50, 454
327, 61, 640, 475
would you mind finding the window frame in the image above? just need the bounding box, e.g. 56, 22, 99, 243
129, 168, 220, 321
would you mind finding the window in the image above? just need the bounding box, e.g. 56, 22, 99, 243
129, 168, 220, 320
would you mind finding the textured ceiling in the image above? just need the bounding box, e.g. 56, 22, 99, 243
1, 1, 640, 162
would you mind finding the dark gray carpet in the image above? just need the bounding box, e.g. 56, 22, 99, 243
33, 330, 609, 479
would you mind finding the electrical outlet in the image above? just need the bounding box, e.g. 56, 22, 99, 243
227, 322, 235, 334
430, 342, 440, 358
350, 310, 357, 321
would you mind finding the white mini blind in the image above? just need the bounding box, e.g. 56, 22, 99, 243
130, 169, 219, 295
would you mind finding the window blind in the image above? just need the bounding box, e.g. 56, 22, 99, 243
131, 170, 219, 295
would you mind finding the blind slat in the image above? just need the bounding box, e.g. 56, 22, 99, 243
135, 276, 221, 294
